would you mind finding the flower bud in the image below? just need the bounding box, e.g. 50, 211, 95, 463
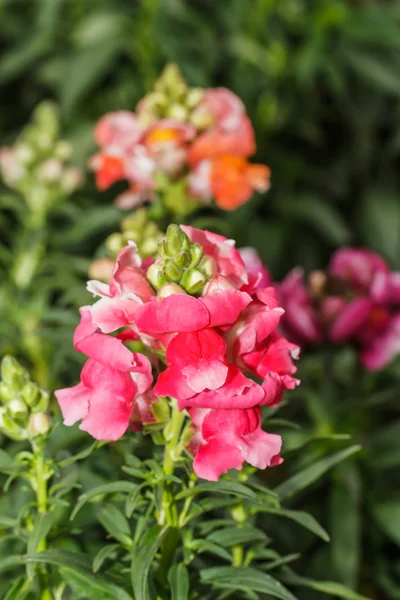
309, 270, 327, 299
167, 104, 188, 122
174, 250, 191, 269
180, 268, 207, 295
33, 102, 59, 140
188, 244, 203, 268
163, 260, 182, 283
28, 412, 51, 438
0, 382, 14, 404
157, 283, 185, 300
147, 262, 166, 290
186, 88, 204, 108
203, 275, 236, 295
60, 166, 83, 193
14, 142, 35, 165
88, 258, 113, 282
21, 381, 40, 407
54, 140, 72, 160
1, 356, 28, 386
32, 389, 50, 413
190, 105, 214, 129
199, 255, 217, 279
38, 159, 63, 183
164, 224, 190, 256
0, 407, 27, 441
106, 233, 125, 256
8, 398, 28, 419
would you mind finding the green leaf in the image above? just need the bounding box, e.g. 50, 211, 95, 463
0, 515, 18, 528
96, 504, 132, 546
330, 464, 361, 589
255, 507, 330, 542
360, 189, 400, 267
25, 549, 92, 572
278, 195, 351, 246
200, 566, 297, 600
93, 544, 120, 574
58, 440, 102, 468
207, 526, 267, 548
71, 481, 137, 520
191, 539, 233, 562
60, 566, 133, 600
169, 563, 189, 600
26, 512, 54, 579
275, 446, 361, 500
282, 571, 369, 600
372, 495, 400, 546
131, 525, 168, 600
61, 40, 123, 116
3, 576, 32, 600
176, 480, 257, 501
0, 555, 24, 574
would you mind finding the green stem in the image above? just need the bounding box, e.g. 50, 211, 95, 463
231, 503, 247, 567
32, 447, 52, 599
157, 399, 186, 586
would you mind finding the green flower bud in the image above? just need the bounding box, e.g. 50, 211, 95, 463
1, 356, 28, 386
186, 88, 204, 108
188, 244, 203, 268
33, 390, 50, 413
54, 140, 72, 160
180, 268, 207, 295
33, 102, 59, 140
174, 250, 191, 269
163, 260, 182, 283
106, 233, 125, 256
0, 382, 14, 404
199, 255, 217, 279
28, 412, 51, 438
167, 104, 188, 122
14, 142, 35, 165
122, 208, 148, 233
151, 397, 170, 424
8, 398, 28, 420
147, 263, 166, 290
164, 224, 190, 256
0, 407, 27, 441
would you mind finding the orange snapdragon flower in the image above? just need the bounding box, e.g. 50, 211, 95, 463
209, 156, 271, 211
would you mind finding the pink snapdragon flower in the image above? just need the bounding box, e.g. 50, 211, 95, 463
276, 247, 400, 370
239, 247, 271, 291
56, 225, 299, 479
55, 355, 152, 440
188, 407, 283, 481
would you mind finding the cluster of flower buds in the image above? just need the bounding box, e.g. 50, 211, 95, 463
0, 102, 83, 221
56, 225, 299, 481
240, 247, 400, 371
135, 63, 210, 129
89, 63, 270, 214
0, 356, 51, 441
89, 208, 164, 282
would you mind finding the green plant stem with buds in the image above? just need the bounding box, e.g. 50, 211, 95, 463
31, 442, 53, 600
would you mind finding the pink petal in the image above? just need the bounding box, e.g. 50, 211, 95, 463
200, 290, 251, 327
183, 360, 229, 393
240, 429, 283, 469
329, 297, 374, 342
55, 382, 90, 426
361, 314, 400, 370
79, 388, 132, 441
135, 294, 210, 334
193, 437, 244, 481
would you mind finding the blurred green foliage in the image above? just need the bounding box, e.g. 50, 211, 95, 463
1, 0, 400, 598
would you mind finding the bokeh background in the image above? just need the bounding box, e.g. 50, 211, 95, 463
1, 1, 400, 598
2, 0, 399, 276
